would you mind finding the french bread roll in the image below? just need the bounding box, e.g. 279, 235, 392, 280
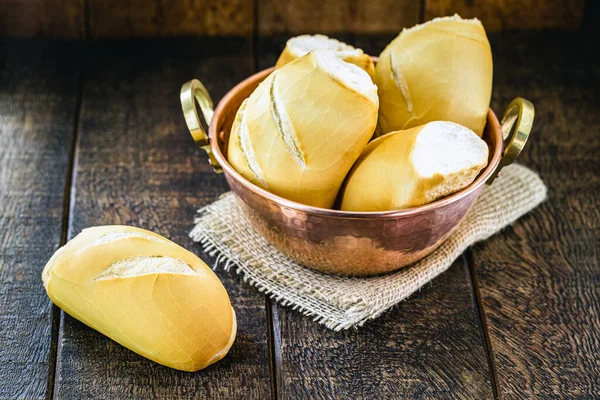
228, 50, 379, 208
339, 121, 489, 211
42, 225, 236, 372
275, 34, 375, 78
375, 15, 493, 136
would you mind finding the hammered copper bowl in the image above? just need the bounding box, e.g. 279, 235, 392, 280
180, 67, 534, 276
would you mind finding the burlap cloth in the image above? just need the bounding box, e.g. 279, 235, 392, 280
190, 164, 547, 331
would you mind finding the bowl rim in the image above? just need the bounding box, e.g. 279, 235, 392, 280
209, 66, 503, 218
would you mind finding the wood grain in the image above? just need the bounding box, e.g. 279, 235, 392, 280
87, 0, 253, 38
257, 36, 495, 399
0, 39, 80, 399
257, 0, 419, 35
52, 38, 271, 399
270, 257, 494, 399
472, 32, 600, 398
0, 0, 82, 38
0, 0, 590, 38
425, 0, 585, 31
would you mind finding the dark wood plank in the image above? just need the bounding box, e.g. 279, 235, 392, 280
87, 0, 253, 38
0, 0, 589, 39
53, 38, 271, 399
0, 39, 80, 399
424, 0, 585, 31
257, 0, 420, 35
0, 0, 83, 38
471, 31, 600, 399
271, 258, 495, 399
582, 0, 600, 35
257, 36, 495, 400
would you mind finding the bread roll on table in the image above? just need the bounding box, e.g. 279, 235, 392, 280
375, 15, 493, 136
42, 225, 236, 372
340, 121, 489, 211
229, 50, 379, 208
275, 34, 375, 78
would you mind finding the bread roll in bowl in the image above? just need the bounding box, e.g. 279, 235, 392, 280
42, 225, 236, 372
340, 121, 489, 211
275, 34, 375, 78
228, 50, 379, 208
375, 15, 493, 136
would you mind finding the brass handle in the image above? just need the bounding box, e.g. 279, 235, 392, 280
180, 79, 222, 173
487, 97, 534, 184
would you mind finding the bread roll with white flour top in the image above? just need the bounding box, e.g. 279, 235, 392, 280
42, 225, 236, 372
276, 34, 375, 78
229, 50, 378, 208
375, 15, 493, 136
340, 121, 489, 211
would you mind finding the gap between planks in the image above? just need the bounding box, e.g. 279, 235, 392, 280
467, 249, 500, 400
250, 26, 281, 400
266, 298, 282, 400
46, 41, 86, 400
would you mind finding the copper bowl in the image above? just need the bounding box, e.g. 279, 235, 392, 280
180, 67, 534, 276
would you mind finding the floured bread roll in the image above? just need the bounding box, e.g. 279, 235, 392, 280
42, 225, 236, 372
340, 121, 489, 211
275, 34, 375, 78
375, 15, 493, 136
228, 50, 378, 208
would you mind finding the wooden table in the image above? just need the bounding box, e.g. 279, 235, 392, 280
1, 32, 599, 399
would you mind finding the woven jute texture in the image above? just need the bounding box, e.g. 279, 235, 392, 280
190, 164, 547, 331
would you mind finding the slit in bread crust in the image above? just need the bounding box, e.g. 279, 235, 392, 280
314, 50, 377, 104
270, 73, 306, 168
236, 99, 268, 187
389, 53, 414, 116
94, 256, 197, 281
402, 14, 481, 34
288, 34, 362, 58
